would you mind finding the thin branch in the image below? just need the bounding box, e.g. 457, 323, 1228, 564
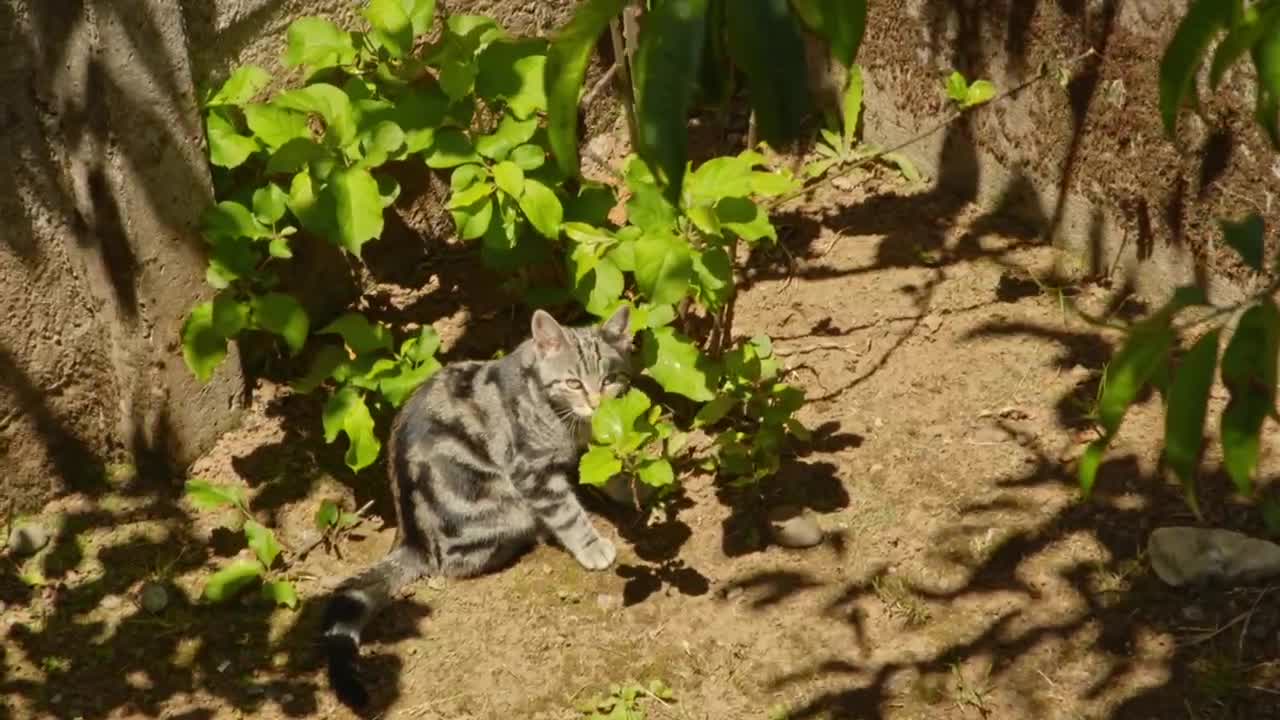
767, 48, 1099, 210
291, 499, 375, 563
582, 62, 622, 107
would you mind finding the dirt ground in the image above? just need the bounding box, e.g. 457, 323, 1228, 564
4, 167, 1280, 720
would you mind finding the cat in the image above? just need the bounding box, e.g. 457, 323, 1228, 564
320, 305, 633, 709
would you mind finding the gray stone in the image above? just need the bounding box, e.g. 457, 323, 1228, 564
767, 505, 824, 549
141, 582, 169, 613
1148, 527, 1280, 587
7, 523, 50, 556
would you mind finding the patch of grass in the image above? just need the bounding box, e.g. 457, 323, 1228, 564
950, 662, 993, 717
871, 574, 932, 627
1190, 651, 1247, 704
574, 679, 675, 720
39, 656, 71, 674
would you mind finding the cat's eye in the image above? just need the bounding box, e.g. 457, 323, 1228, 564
565, 379, 584, 390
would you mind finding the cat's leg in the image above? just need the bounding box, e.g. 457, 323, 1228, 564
514, 461, 615, 571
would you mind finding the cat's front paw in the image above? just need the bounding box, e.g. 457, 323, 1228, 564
573, 536, 616, 571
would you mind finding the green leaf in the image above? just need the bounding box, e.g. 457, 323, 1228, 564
725, 0, 810, 148
402, 325, 442, 364
206, 110, 258, 168
425, 128, 481, 168
203, 559, 265, 603
323, 387, 382, 472
883, 151, 921, 183
1253, 14, 1280, 148
292, 344, 347, 393
476, 39, 549, 119
686, 156, 755, 206
945, 71, 969, 103
211, 293, 250, 339
592, 388, 653, 445
579, 446, 622, 486
206, 65, 271, 107
640, 327, 718, 401
1210, 4, 1274, 89
842, 64, 864, 147
633, 0, 708, 201
203, 200, 270, 241
181, 303, 227, 383
315, 499, 341, 529
519, 178, 563, 238
715, 196, 776, 243
1164, 329, 1219, 516
634, 232, 694, 305
1220, 300, 1280, 495
359, 120, 407, 168
285, 17, 357, 70
1098, 323, 1176, 435
511, 143, 547, 171
451, 163, 488, 192
626, 184, 678, 234
1159, 0, 1234, 137
364, 0, 414, 58
1077, 439, 1107, 498
636, 458, 675, 488
791, 0, 867, 68
267, 138, 327, 175
250, 292, 309, 355
545, 0, 628, 175
1221, 213, 1266, 271
243, 520, 282, 568
446, 180, 494, 209
253, 184, 289, 224
453, 196, 495, 240
185, 479, 245, 511
692, 247, 733, 309
403, 0, 438, 36
475, 114, 539, 160
320, 313, 394, 355
964, 79, 996, 108
378, 362, 439, 407
243, 103, 309, 150
275, 84, 357, 147
493, 161, 525, 197
694, 394, 737, 427
261, 580, 299, 609
328, 167, 385, 254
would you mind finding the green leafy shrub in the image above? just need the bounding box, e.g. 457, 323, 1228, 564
184, 480, 298, 608
181, 1, 870, 493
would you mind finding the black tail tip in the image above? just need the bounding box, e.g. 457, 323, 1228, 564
325, 634, 371, 710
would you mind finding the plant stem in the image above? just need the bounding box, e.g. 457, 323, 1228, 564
767, 48, 1099, 210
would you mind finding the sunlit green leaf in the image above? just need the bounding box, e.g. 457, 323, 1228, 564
327, 167, 385, 254
243, 520, 282, 568
244, 104, 310, 150
579, 445, 622, 486
640, 326, 718, 401
476, 39, 548, 119
592, 388, 653, 445
1220, 300, 1280, 495
493, 161, 525, 197
1164, 329, 1219, 517
206, 65, 271, 107
636, 458, 675, 488
253, 183, 290, 224
320, 313, 394, 355
842, 64, 864, 146
206, 110, 258, 169
285, 17, 357, 70
211, 293, 250, 338
275, 83, 357, 147
364, 0, 413, 58
251, 292, 309, 355
261, 580, 299, 609
181, 302, 227, 383
519, 178, 563, 238
634, 231, 693, 305
545, 0, 628, 175
202, 559, 264, 603
633, 0, 708, 201
185, 479, 245, 511
476, 114, 539, 160
323, 387, 382, 471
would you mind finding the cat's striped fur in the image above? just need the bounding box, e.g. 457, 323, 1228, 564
320, 307, 632, 709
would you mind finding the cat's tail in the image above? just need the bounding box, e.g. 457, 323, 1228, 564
321, 544, 427, 709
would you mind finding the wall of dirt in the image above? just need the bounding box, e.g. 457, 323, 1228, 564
0, 1, 246, 512
858, 0, 1276, 304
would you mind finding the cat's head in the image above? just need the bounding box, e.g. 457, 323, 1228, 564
530, 306, 633, 419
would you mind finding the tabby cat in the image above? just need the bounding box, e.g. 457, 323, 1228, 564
320, 306, 632, 708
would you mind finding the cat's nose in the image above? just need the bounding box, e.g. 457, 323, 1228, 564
587, 391, 601, 408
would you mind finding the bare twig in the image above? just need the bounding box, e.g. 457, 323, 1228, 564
767, 48, 1099, 211
1238, 585, 1275, 659
774, 340, 863, 357
582, 62, 621, 108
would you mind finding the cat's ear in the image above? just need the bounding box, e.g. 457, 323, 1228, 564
531, 309, 569, 356
599, 305, 632, 351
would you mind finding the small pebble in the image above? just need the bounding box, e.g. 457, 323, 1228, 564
141, 582, 169, 613
767, 505, 824, 549
596, 593, 621, 612
972, 426, 1005, 443
7, 523, 50, 556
